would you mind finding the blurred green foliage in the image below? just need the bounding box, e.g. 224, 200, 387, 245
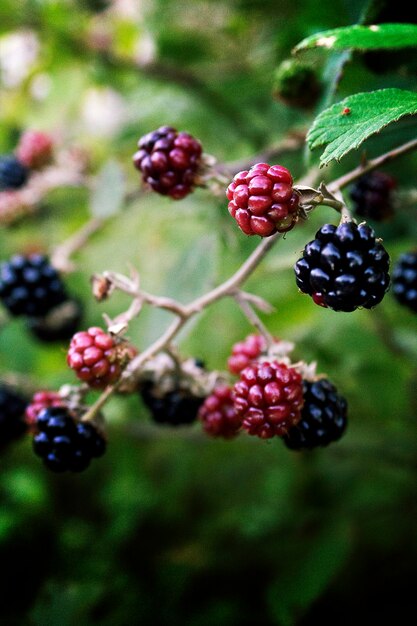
1, 0, 417, 624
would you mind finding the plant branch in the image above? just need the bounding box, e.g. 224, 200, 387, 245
328, 136, 417, 193
82, 233, 283, 421
51, 216, 105, 273
233, 291, 275, 349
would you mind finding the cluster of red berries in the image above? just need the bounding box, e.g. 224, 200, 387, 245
198, 333, 347, 449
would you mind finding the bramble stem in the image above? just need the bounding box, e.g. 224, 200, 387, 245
328, 136, 417, 193
233, 292, 275, 349
78, 135, 417, 422
52, 217, 105, 273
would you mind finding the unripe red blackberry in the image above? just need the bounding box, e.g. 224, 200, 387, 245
226, 162, 299, 237
16, 130, 54, 170
0, 155, 29, 191
232, 360, 304, 439
133, 126, 202, 199
0, 254, 68, 317
25, 390, 64, 429
392, 251, 417, 313
283, 378, 347, 451
27, 298, 83, 343
67, 327, 131, 389
198, 385, 242, 438
0, 384, 28, 449
141, 380, 205, 426
33, 406, 106, 472
349, 171, 396, 222
294, 222, 390, 312
228, 334, 267, 375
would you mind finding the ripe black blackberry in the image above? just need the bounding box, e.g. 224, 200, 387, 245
392, 251, 417, 313
0, 384, 28, 449
133, 126, 202, 199
0, 155, 29, 191
26, 299, 83, 342
33, 406, 106, 472
0, 254, 68, 317
141, 381, 205, 426
294, 221, 390, 312
349, 171, 396, 222
283, 378, 347, 451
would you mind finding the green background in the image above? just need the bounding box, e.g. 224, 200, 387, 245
1, 0, 417, 624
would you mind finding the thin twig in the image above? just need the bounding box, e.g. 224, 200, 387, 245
51, 216, 105, 273
233, 292, 275, 349
329, 137, 417, 193
75, 135, 417, 422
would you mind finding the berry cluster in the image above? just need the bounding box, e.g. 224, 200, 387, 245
283, 379, 347, 451
142, 381, 205, 426
0, 385, 28, 449
133, 126, 202, 199
294, 222, 390, 312
16, 130, 54, 170
227, 333, 267, 375
199, 385, 241, 438
0, 131, 53, 194
25, 390, 64, 428
33, 407, 106, 472
392, 251, 417, 313
0, 254, 68, 317
0, 156, 29, 191
272, 59, 321, 109
349, 171, 396, 222
232, 360, 304, 438
226, 162, 299, 237
67, 327, 129, 389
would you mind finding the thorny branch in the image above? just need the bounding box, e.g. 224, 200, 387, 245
59, 135, 417, 422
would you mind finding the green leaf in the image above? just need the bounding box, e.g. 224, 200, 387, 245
307, 88, 417, 166
294, 23, 417, 54
90, 160, 126, 218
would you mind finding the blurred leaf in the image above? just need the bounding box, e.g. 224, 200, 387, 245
267, 521, 352, 626
90, 160, 126, 218
308, 89, 417, 165
295, 24, 417, 54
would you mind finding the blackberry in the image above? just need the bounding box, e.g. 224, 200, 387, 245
283, 378, 347, 451
27, 298, 83, 342
0, 156, 29, 191
133, 126, 202, 199
33, 406, 106, 472
0, 384, 28, 449
226, 162, 299, 237
198, 385, 242, 438
232, 360, 304, 439
141, 381, 205, 426
294, 222, 390, 312
392, 251, 417, 313
67, 327, 126, 389
349, 171, 396, 222
25, 390, 64, 429
16, 130, 54, 170
272, 59, 321, 109
228, 333, 267, 375
0, 254, 68, 317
